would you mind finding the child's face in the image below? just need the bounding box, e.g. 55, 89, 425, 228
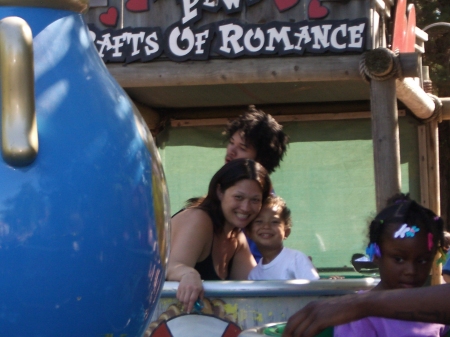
248, 204, 289, 250
375, 222, 434, 291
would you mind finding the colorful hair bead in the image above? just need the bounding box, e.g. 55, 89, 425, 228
366, 242, 381, 261
394, 224, 420, 239
428, 233, 434, 251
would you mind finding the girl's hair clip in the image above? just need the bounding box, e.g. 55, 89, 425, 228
394, 224, 420, 239
428, 233, 434, 251
434, 216, 440, 221
366, 242, 381, 261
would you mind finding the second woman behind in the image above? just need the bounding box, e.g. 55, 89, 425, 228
166, 158, 272, 312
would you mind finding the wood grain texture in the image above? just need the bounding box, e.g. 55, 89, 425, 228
108, 55, 363, 88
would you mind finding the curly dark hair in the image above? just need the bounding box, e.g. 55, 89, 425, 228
368, 193, 444, 252
224, 106, 289, 174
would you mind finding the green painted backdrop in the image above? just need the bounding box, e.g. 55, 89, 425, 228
157, 115, 421, 269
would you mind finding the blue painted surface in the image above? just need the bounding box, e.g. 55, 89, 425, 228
0, 7, 165, 337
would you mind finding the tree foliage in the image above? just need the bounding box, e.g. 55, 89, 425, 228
413, 0, 450, 96
412, 0, 450, 228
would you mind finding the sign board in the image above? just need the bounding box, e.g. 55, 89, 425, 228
85, 0, 370, 62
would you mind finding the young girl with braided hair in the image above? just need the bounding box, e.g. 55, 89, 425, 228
334, 194, 449, 336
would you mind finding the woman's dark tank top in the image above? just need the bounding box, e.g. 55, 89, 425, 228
195, 239, 235, 280
173, 207, 236, 280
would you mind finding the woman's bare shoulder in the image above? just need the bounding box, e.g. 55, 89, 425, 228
235, 230, 249, 244
171, 208, 213, 230
170, 208, 214, 261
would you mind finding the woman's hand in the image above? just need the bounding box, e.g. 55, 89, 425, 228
177, 270, 204, 313
167, 209, 213, 312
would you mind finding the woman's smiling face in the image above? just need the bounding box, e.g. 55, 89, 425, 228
217, 179, 263, 232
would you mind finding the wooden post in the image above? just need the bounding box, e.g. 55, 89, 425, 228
371, 79, 402, 211
420, 68, 443, 285
427, 120, 442, 285
364, 48, 402, 211
426, 120, 441, 216
419, 123, 442, 285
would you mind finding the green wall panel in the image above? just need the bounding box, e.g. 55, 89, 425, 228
157, 115, 421, 269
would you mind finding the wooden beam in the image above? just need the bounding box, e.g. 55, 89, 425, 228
427, 121, 442, 285
418, 125, 429, 209
371, 78, 402, 212
107, 55, 364, 88
418, 122, 442, 285
162, 101, 373, 120
396, 77, 435, 119
426, 121, 440, 216
170, 110, 406, 127
441, 97, 450, 120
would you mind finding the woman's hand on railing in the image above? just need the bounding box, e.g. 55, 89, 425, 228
177, 270, 204, 313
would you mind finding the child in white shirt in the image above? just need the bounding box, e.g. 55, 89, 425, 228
246, 195, 319, 280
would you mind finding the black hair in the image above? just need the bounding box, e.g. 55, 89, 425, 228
224, 105, 289, 174
190, 159, 272, 235
368, 193, 444, 252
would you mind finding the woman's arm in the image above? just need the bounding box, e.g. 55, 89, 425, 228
229, 232, 256, 280
167, 208, 213, 313
282, 284, 450, 337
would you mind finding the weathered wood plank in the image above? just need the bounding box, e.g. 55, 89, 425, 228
107, 55, 364, 88
426, 120, 440, 216
418, 124, 429, 208
428, 121, 442, 286
169, 110, 406, 127
418, 121, 442, 285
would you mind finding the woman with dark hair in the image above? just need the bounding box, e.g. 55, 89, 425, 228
167, 159, 272, 312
